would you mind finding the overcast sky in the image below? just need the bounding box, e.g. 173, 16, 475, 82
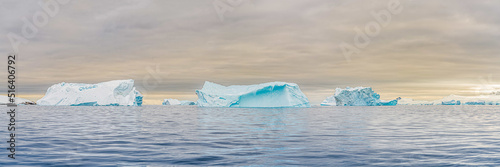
1, 0, 500, 104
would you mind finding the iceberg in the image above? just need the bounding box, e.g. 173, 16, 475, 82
0, 96, 35, 105
438, 94, 499, 105
37, 79, 143, 106
441, 99, 461, 105
196, 81, 310, 108
327, 87, 397, 106
320, 95, 336, 106
162, 99, 196, 105
163, 99, 181, 105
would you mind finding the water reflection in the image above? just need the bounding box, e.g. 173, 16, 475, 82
196, 107, 309, 166
3, 105, 500, 166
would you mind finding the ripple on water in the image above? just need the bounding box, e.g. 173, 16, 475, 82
0, 105, 499, 166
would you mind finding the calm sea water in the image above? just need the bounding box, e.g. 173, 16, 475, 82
1, 105, 500, 166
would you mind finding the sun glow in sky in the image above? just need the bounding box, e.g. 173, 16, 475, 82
1, 0, 500, 105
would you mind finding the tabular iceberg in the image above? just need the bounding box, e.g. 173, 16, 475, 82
162, 99, 196, 105
37, 79, 143, 106
196, 81, 310, 108
327, 87, 397, 106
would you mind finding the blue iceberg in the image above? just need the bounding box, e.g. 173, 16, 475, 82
37, 79, 143, 106
330, 87, 397, 106
441, 100, 461, 105
195, 81, 310, 108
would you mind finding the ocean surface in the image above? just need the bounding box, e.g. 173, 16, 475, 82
1, 105, 500, 166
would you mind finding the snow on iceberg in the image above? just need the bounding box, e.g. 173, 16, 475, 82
329, 87, 397, 106
162, 99, 196, 105
195, 81, 310, 108
37, 79, 143, 106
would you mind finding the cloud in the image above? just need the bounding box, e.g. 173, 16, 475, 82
1, 0, 499, 104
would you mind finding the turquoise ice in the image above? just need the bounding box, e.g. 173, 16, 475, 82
325, 87, 397, 106
196, 81, 310, 108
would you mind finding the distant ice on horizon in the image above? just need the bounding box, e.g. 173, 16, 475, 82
398, 94, 500, 106
162, 99, 196, 105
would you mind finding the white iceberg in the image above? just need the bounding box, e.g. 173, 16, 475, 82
162, 99, 196, 105
328, 87, 397, 106
0, 96, 35, 105
320, 95, 336, 106
37, 79, 143, 106
196, 81, 310, 108
162, 99, 181, 105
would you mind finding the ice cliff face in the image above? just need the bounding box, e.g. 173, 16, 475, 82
196, 81, 310, 108
37, 79, 143, 106
327, 87, 397, 106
